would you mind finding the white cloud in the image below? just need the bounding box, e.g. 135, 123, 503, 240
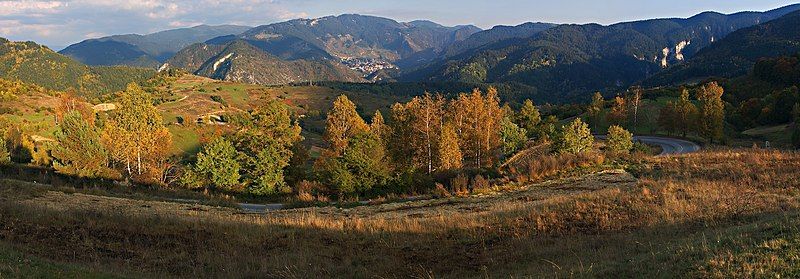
0, 0, 311, 46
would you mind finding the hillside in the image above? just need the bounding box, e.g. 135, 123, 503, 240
645, 10, 800, 86
404, 4, 800, 102
59, 25, 251, 67
166, 15, 482, 83
168, 40, 364, 86
238, 15, 481, 68
0, 38, 154, 101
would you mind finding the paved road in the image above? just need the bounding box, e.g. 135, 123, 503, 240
633, 136, 700, 156
596, 135, 700, 156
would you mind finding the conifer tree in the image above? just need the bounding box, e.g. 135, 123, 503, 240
52, 111, 110, 178
606, 125, 633, 154
517, 99, 541, 137
556, 118, 594, 154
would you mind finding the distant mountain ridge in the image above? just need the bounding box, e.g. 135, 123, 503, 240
165, 15, 482, 84
59, 25, 251, 68
0, 37, 154, 100
645, 10, 800, 86
402, 4, 800, 102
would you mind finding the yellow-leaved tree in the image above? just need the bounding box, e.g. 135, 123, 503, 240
102, 83, 172, 184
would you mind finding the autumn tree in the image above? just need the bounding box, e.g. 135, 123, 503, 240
183, 137, 241, 192
607, 96, 628, 127
517, 99, 541, 137
697, 82, 725, 143
410, 93, 445, 173
628, 86, 643, 127
555, 118, 594, 154
102, 83, 173, 184
369, 110, 390, 146
52, 111, 112, 178
438, 124, 463, 170
588, 92, 604, 130
792, 103, 800, 149
675, 88, 699, 137
388, 102, 415, 170
235, 100, 303, 195
55, 89, 94, 126
0, 137, 9, 165
451, 88, 503, 168
606, 125, 633, 154
324, 95, 368, 154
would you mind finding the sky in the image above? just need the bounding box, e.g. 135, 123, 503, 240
1, 0, 798, 50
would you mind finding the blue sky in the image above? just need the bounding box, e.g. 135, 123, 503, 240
0, 0, 797, 49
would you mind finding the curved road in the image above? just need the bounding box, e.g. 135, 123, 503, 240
633, 136, 700, 156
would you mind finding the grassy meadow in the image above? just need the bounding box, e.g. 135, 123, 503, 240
0, 148, 798, 278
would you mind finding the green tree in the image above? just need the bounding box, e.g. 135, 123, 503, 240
52, 111, 110, 178
500, 116, 527, 156
658, 101, 678, 135
317, 132, 390, 195
235, 101, 303, 195
676, 88, 699, 137
517, 99, 541, 137
697, 82, 725, 143
588, 92, 604, 130
186, 137, 241, 192
606, 125, 633, 154
555, 118, 594, 154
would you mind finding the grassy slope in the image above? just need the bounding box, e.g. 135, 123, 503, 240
156, 74, 408, 156
0, 149, 798, 277
0, 242, 123, 279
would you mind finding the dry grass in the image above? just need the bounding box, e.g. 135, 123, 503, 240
0, 149, 799, 278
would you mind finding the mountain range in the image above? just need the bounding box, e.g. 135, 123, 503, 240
59, 25, 251, 67
0, 38, 153, 100
26, 4, 800, 103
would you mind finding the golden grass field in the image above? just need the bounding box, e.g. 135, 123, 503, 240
0, 148, 798, 278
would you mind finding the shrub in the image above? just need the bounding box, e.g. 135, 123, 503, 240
555, 118, 594, 154
450, 173, 469, 196
471, 175, 489, 191
606, 125, 633, 154
433, 183, 451, 198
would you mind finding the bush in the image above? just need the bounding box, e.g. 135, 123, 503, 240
555, 118, 594, 154
471, 175, 489, 192
450, 173, 469, 196
606, 125, 633, 154
433, 183, 451, 198
524, 152, 605, 181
